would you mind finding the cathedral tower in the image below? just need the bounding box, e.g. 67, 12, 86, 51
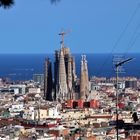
80, 55, 89, 100
44, 58, 53, 101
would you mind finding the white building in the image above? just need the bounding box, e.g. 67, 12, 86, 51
23, 106, 61, 120
23, 107, 35, 120
9, 104, 24, 117
9, 104, 24, 112
10, 85, 26, 94
28, 88, 41, 94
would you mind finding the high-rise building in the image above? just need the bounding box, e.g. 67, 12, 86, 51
80, 55, 89, 100
44, 58, 53, 101
33, 74, 44, 85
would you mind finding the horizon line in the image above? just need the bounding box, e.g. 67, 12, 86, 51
0, 52, 140, 55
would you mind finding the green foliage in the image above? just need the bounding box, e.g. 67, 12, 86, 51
124, 105, 132, 111
0, 0, 61, 9
0, 0, 14, 8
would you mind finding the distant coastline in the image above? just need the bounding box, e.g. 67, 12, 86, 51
0, 53, 139, 81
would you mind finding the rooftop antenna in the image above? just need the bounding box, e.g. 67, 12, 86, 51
115, 57, 134, 140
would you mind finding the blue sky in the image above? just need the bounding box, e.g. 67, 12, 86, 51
0, 0, 140, 53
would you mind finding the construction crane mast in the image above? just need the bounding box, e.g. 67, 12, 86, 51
59, 30, 71, 47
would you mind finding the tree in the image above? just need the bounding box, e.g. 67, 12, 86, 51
132, 112, 138, 123
0, 0, 60, 9
0, 0, 14, 8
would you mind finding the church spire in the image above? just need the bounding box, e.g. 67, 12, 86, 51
80, 55, 89, 100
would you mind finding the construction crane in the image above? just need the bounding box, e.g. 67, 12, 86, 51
58, 30, 71, 46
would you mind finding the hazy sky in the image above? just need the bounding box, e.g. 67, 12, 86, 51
0, 0, 140, 53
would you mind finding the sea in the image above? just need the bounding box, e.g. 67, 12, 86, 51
0, 53, 139, 81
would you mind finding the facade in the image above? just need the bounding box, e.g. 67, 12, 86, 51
23, 107, 35, 120
9, 104, 24, 113
23, 106, 61, 120
10, 85, 26, 94
125, 80, 137, 89
28, 88, 41, 94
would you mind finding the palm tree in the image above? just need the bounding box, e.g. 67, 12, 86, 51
0, 0, 60, 9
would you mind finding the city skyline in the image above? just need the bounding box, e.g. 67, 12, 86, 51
0, 1, 140, 139
0, 0, 140, 54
